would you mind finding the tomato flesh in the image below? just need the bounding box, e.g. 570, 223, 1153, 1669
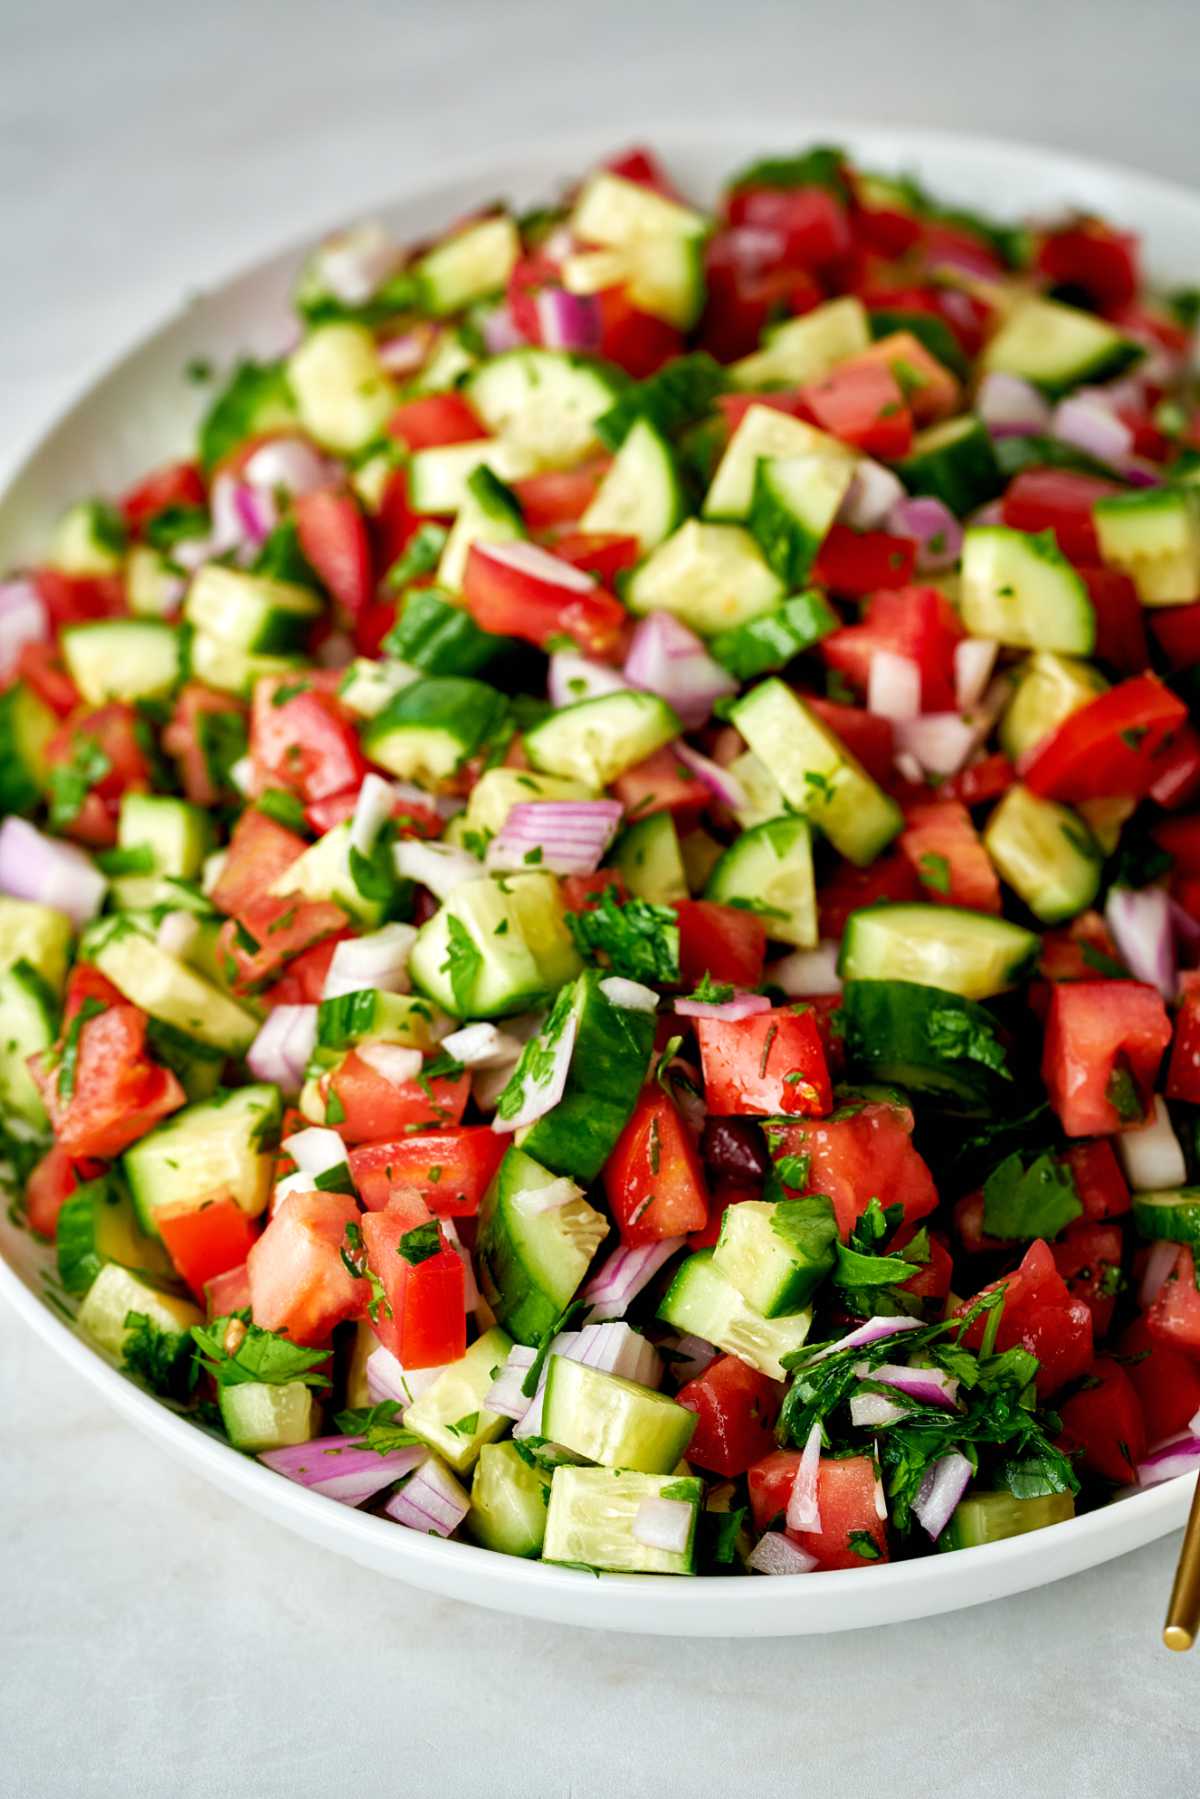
676, 1355, 782, 1477
248, 1190, 366, 1347
696, 1007, 831, 1117
604, 1087, 709, 1244
349, 1127, 507, 1217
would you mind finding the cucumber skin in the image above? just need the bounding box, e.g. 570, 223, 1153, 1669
709, 591, 837, 680
840, 979, 1012, 1110
518, 974, 656, 1184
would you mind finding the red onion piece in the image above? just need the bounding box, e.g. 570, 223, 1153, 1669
786, 1418, 823, 1532
485, 800, 624, 877
260, 1435, 426, 1505
976, 371, 1052, 437
1139, 1238, 1182, 1310
598, 976, 659, 1013
850, 1392, 908, 1428
480, 302, 527, 355
671, 739, 747, 812
769, 943, 841, 997
912, 1450, 973, 1540
954, 637, 999, 711
321, 924, 417, 1001
246, 1005, 317, 1094
536, 286, 602, 352
839, 460, 906, 531
624, 613, 738, 730
0, 577, 48, 677
440, 1022, 522, 1069
662, 1332, 718, 1383
156, 910, 199, 959
894, 683, 1003, 779
384, 1458, 468, 1537
1052, 391, 1133, 467
490, 1011, 579, 1133
806, 1315, 924, 1364
521, 1175, 583, 1216
548, 650, 629, 709
1116, 1095, 1186, 1191
393, 839, 482, 901
513, 1329, 583, 1440
867, 650, 921, 722
581, 1238, 685, 1323
0, 816, 106, 927
377, 324, 437, 375
1105, 885, 1176, 999
1136, 1434, 1200, 1488
1122, 461, 1164, 491
315, 221, 400, 306
283, 1126, 347, 1176
674, 990, 771, 1022
632, 1496, 693, 1553
242, 437, 335, 498
573, 1321, 663, 1385
356, 1042, 424, 1087
865, 1362, 960, 1409
365, 1344, 445, 1408
349, 772, 396, 856
748, 1531, 818, 1575
886, 496, 963, 573
479, 537, 598, 593
485, 1344, 539, 1420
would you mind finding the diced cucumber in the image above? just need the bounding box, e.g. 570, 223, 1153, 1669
94, 930, 260, 1053
48, 499, 125, 577
839, 979, 1011, 1108
188, 631, 303, 699
896, 415, 1002, 516
219, 1381, 317, 1453
704, 405, 854, 522
749, 452, 856, 586
184, 564, 323, 653
409, 873, 581, 1019
712, 1198, 836, 1317
1093, 486, 1200, 607
402, 1327, 514, 1474
336, 657, 419, 720
313, 988, 443, 1062
960, 526, 1095, 654
122, 1084, 281, 1236
115, 793, 212, 914
468, 1441, 552, 1557
126, 545, 184, 618
407, 439, 534, 514
524, 690, 680, 787
384, 586, 514, 677
572, 169, 709, 255
287, 323, 397, 453
198, 359, 297, 472
838, 903, 1038, 1000
0, 897, 72, 989
463, 767, 597, 840
76, 1262, 202, 1365
730, 678, 902, 866
580, 417, 686, 550
467, 349, 625, 470
61, 619, 181, 705
680, 826, 725, 895
140, 1017, 224, 1103
981, 295, 1141, 397
1131, 1189, 1200, 1245
541, 1356, 696, 1474
708, 590, 837, 680
0, 958, 58, 1126
411, 326, 479, 395
543, 1465, 702, 1574
415, 214, 520, 316
983, 784, 1101, 923
56, 1174, 173, 1294
941, 1490, 1074, 1550
998, 652, 1108, 761
728, 751, 787, 828
265, 820, 385, 926
563, 233, 708, 332
705, 815, 817, 948
477, 1145, 609, 1345
360, 675, 507, 783
626, 520, 783, 636
731, 296, 871, 390
657, 1249, 812, 1380
0, 682, 56, 813
613, 811, 688, 904
437, 464, 526, 591
511, 971, 656, 1184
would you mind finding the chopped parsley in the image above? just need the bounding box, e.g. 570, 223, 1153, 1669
397, 1220, 443, 1266
334, 1400, 419, 1455
122, 1311, 198, 1402
191, 1314, 332, 1389
566, 889, 680, 985
982, 1151, 1082, 1241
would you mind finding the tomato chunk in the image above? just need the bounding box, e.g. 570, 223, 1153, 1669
1118, 1317, 1200, 1446
247, 1189, 366, 1346
158, 1200, 261, 1299
674, 898, 766, 990
31, 1005, 185, 1160
250, 674, 367, 804
209, 807, 308, 918
321, 1052, 470, 1146
361, 1210, 466, 1367
821, 585, 963, 712
1146, 1247, 1200, 1358
696, 1007, 831, 1117
676, 1355, 782, 1477
349, 1127, 507, 1216
769, 1099, 937, 1241
811, 526, 917, 597
900, 799, 1000, 913
604, 1087, 709, 1244
958, 1239, 1093, 1396
1019, 673, 1187, 804
749, 1451, 889, 1569
462, 540, 625, 657
1051, 1219, 1124, 1338
386, 391, 485, 451
25, 1144, 83, 1241
1042, 980, 1172, 1137
1057, 1357, 1145, 1483
294, 488, 374, 615
1001, 468, 1121, 563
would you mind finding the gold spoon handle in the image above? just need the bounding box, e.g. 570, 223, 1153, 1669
1163, 1474, 1200, 1651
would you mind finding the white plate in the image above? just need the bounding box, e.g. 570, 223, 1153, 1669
2, 122, 1196, 1636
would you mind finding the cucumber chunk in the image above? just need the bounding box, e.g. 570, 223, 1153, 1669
49, 499, 125, 577
76, 1262, 202, 1365
838, 903, 1038, 1000
1093, 486, 1200, 607
708, 590, 837, 680
626, 520, 783, 637
0, 958, 58, 1126
313, 988, 443, 1061
477, 1146, 609, 1345
462, 767, 597, 840
657, 1249, 812, 1380
705, 814, 817, 948
749, 452, 856, 586
467, 349, 625, 469
361, 675, 508, 783
543, 1465, 702, 1574
287, 323, 396, 453
712, 1198, 836, 1317
998, 653, 1108, 762
407, 439, 534, 514
839, 979, 1012, 1109
0, 896, 73, 989
524, 689, 680, 787
896, 415, 1002, 516
613, 811, 688, 905
265, 819, 386, 926
581, 417, 686, 550
0, 681, 56, 813
960, 526, 1095, 654
95, 929, 260, 1053
415, 214, 520, 316
61, 619, 182, 705
542, 1356, 696, 1473
385, 586, 514, 677
468, 1441, 552, 1557
56, 1174, 173, 1294
731, 296, 871, 390
219, 1381, 317, 1452
704, 404, 854, 522
185, 565, 323, 654
403, 1327, 514, 1474
941, 1490, 1074, 1550
122, 1084, 281, 1236
409, 872, 580, 1018
980, 295, 1141, 397
437, 464, 526, 592
1130, 1189, 1200, 1246
983, 784, 1101, 923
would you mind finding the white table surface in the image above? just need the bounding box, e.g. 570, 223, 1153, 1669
3, 1, 1200, 1791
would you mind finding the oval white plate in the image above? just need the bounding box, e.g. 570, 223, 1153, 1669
2, 122, 1196, 1637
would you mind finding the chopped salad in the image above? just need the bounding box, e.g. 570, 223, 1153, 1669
3, 141, 1200, 1579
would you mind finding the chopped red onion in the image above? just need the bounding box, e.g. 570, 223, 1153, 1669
393, 839, 482, 901
350, 772, 397, 856
1052, 391, 1133, 467
769, 943, 841, 997
1105, 885, 1176, 1000
548, 650, 629, 709
1136, 1434, 1200, 1488
894, 701, 994, 779
1139, 1238, 1182, 1310
806, 1315, 924, 1364
260, 1434, 426, 1504
321, 923, 417, 1000
662, 1332, 718, 1383
850, 1392, 907, 1428
867, 650, 922, 721
0, 577, 48, 677
233, 481, 278, 547
573, 1321, 662, 1386
282, 1126, 346, 1177
513, 1330, 583, 1439
582, 1238, 685, 1323
315, 221, 400, 306
485, 1344, 539, 1420
384, 1457, 469, 1537
365, 1343, 444, 1408
873, 1454, 888, 1522
598, 976, 659, 1013
440, 1022, 522, 1069
356, 1042, 424, 1086
480, 302, 527, 355
633, 1496, 693, 1553
246, 1004, 318, 1094
786, 1419, 823, 1532
748, 1531, 817, 1575
490, 1011, 578, 1132
479, 537, 598, 594
912, 1450, 972, 1541
155, 909, 199, 960
887, 496, 963, 573
536, 286, 602, 353
1123, 459, 1165, 491
671, 740, 748, 813
316, 631, 355, 670
1116, 1094, 1186, 1191
0, 816, 106, 927
377, 324, 437, 375
674, 990, 771, 1021
272, 1172, 320, 1213
720, 224, 790, 271
486, 800, 623, 876
624, 614, 737, 730
976, 371, 1052, 437
521, 1175, 583, 1216
864, 1362, 961, 1409
954, 637, 999, 711
968, 499, 1006, 528
839, 460, 906, 531
242, 437, 335, 498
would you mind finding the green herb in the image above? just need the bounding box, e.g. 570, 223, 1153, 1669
1106, 1062, 1144, 1124
348, 829, 399, 907
340, 1220, 390, 1321
982, 1151, 1082, 1241
144, 504, 210, 553
397, 1220, 442, 1266
47, 733, 112, 828
728, 145, 849, 202
196, 707, 249, 795
774, 1153, 811, 1191
659, 1478, 700, 1503
253, 518, 321, 588
448, 1412, 480, 1438
198, 359, 295, 472
924, 997, 1011, 1078
566, 889, 680, 985
333, 1400, 419, 1455
122, 1311, 198, 1402
256, 788, 308, 832
917, 852, 951, 895
848, 1529, 883, 1560
56, 997, 107, 1101
384, 523, 450, 590
835, 1241, 919, 1288
192, 1314, 331, 1388
324, 1086, 347, 1126
700, 1506, 747, 1568
772, 1195, 838, 1268
440, 914, 483, 1012
999, 1452, 1076, 1499
95, 844, 157, 876
1079, 942, 1129, 980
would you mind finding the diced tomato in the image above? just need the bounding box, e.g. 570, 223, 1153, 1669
512, 459, 612, 530
612, 747, 709, 821
959, 1239, 1094, 1396
1078, 567, 1149, 673
821, 586, 964, 713
604, 1086, 709, 1244
120, 459, 207, 532
1156, 812, 1200, 877
604, 144, 684, 200
205, 1261, 252, 1318
1148, 724, 1200, 811
15, 642, 80, 716
802, 360, 913, 457
1001, 468, 1121, 563
747, 1446, 802, 1530
701, 242, 823, 363
321, 1052, 470, 1146
1057, 1357, 1145, 1483
162, 683, 248, 808
293, 488, 373, 616
361, 1210, 466, 1367
897, 1225, 954, 1302
696, 1007, 831, 1118
33, 568, 125, 630
771, 1099, 938, 1241
595, 286, 684, 378
62, 964, 126, 1025
900, 799, 1001, 913
31, 1005, 185, 1160
386, 391, 485, 451
220, 896, 349, 992
717, 387, 809, 434
1147, 1247, 1200, 1358
1042, 980, 1172, 1137
811, 525, 917, 597
1150, 602, 1200, 671
725, 183, 852, 269
248, 1189, 366, 1346
462, 541, 625, 657
749, 1451, 889, 1569
676, 1355, 782, 1477
839, 332, 959, 424
305, 785, 441, 839
158, 1200, 261, 1299
1118, 1317, 1200, 1445
250, 674, 367, 804
25, 1144, 82, 1240
1037, 220, 1140, 310
372, 465, 423, 581
674, 898, 766, 990
260, 930, 352, 1008
1167, 986, 1200, 1103
944, 752, 1016, 808
1061, 1139, 1131, 1220
548, 530, 641, 585
1019, 674, 1187, 804
818, 848, 920, 939
560, 868, 626, 913
348, 1127, 507, 1216
44, 702, 152, 845
1052, 1219, 1124, 1337
209, 806, 308, 917
953, 1190, 1005, 1257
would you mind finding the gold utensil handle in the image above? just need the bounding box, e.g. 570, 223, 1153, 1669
1163, 1475, 1200, 1651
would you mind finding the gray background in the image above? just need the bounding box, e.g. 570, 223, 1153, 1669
2, 1, 1199, 1793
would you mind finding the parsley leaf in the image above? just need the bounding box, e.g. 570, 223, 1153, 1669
848, 1529, 883, 1560
47, 733, 112, 828
982, 1151, 1082, 1241
917, 852, 951, 895
924, 998, 1010, 1077
771, 1194, 838, 1269
256, 788, 308, 832
333, 1399, 420, 1455
688, 972, 735, 1005
192, 1314, 331, 1389
566, 889, 680, 985
834, 1242, 919, 1288
440, 914, 483, 1013
384, 523, 450, 591
397, 1220, 443, 1266
56, 997, 107, 1100
1106, 1062, 1144, 1124
122, 1310, 198, 1402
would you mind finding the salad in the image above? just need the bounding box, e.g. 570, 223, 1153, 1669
3, 142, 1200, 1582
